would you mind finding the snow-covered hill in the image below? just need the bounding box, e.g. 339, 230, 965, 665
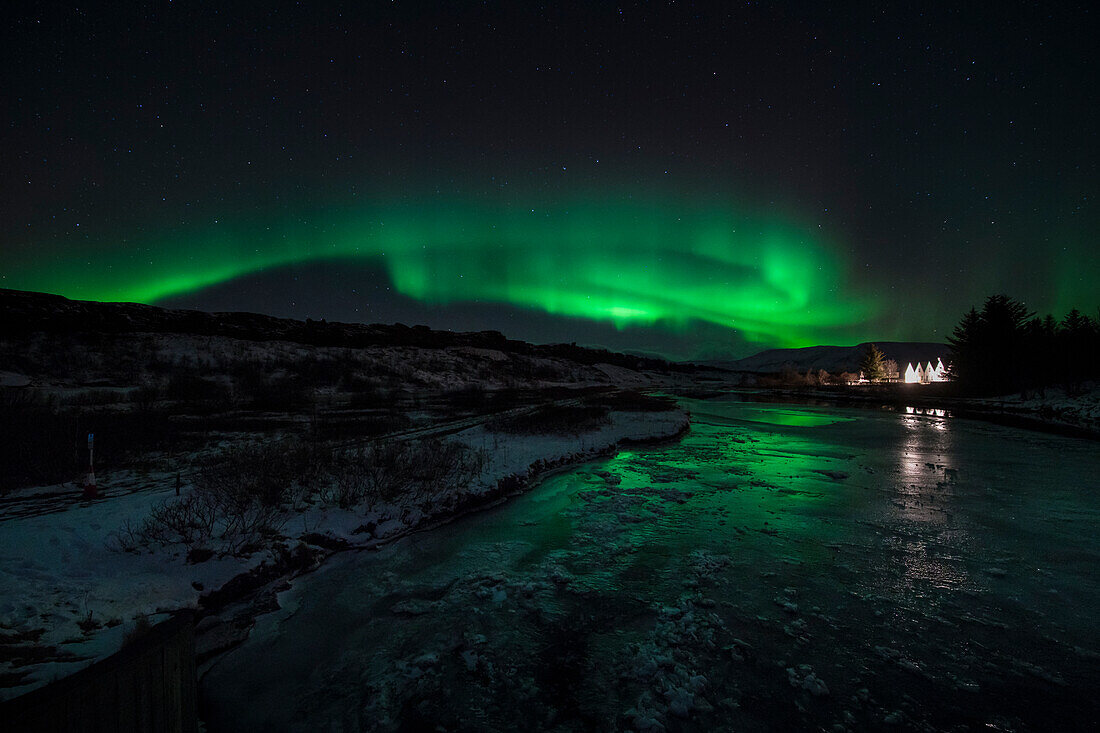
706, 341, 950, 374
0, 288, 694, 376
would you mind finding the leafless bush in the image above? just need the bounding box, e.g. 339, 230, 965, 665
320, 449, 373, 508
328, 439, 488, 505
110, 519, 147, 553
120, 439, 317, 554
121, 436, 488, 553
195, 441, 315, 509
128, 384, 162, 409
138, 494, 219, 547
370, 439, 487, 503
63, 389, 127, 407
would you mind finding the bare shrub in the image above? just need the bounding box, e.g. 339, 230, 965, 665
372, 439, 487, 502
138, 495, 218, 547
322, 449, 373, 508
322, 439, 488, 507
128, 384, 162, 409
195, 441, 312, 509
63, 389, 126, 407
120, 436, 488, 553
122, 439, 317, 554
110, 519, 148, 553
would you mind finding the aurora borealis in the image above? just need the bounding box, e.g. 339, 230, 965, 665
2, 3, 1096, 359
1, 193, 873, 349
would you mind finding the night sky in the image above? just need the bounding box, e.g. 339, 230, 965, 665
2, 2, 1096, 359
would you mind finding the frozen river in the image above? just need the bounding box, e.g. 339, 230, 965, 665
203, 397, 1100, 731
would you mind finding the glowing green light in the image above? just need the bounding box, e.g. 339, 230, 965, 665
0, 191, 878, 347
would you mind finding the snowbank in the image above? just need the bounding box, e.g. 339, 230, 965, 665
0, 407, 689, 699
968, 382, 1100, 435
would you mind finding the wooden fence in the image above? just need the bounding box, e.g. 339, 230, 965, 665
1, 611, 197, 733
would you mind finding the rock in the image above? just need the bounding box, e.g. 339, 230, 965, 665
301, 532, 352, 550
788, 665, 829, 696
390, 599, 435, 616
195, 614, 221, 632
627, 709, 665, 733
186, 547, 215, 564
413, 652, 438, 667
666, 687, 694, 718
803, 672, 830, 696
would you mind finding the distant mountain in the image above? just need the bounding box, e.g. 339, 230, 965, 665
705, 341, 950, 374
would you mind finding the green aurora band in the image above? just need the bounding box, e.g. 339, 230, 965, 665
3, 195, 877, 348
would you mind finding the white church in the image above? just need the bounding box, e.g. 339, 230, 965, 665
903, 358, 948, 384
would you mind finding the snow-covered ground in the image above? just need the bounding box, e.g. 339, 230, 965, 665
968, 382, 1100, 434
0, 469, 260, 694
0, 407, 687, 699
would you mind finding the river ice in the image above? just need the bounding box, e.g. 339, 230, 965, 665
202, 398, 1100, 731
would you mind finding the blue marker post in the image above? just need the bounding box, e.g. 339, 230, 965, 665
82, 433, 97, 499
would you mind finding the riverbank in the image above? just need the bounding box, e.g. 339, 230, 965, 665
0, 403, 690, 699
723, 382, 1100, 441
192, 407, 691, 667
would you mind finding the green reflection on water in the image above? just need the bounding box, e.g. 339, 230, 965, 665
700, 407, 856, 427
483, 409, 863, 594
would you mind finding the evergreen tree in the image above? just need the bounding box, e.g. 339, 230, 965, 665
1023, 315, 1058, 391
951, 295, 1100, 395
981, 295, 1033, 394
947, 307, 981, 388
949, 295, 1033, 394
1059, 308, 1098, 393
859, 343, 886, 382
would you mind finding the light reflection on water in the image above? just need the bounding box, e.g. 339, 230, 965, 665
891, 410, 972, 593
904, 406, 949, 417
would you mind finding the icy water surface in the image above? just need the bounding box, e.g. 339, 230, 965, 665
204, 399, 1100, 731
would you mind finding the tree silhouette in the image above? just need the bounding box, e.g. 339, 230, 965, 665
859, 343, 886, 382
1059, 308, 1098, 392
947, 307, 982, 388
947, 296, 1033, 394
948, 295, 1099, 396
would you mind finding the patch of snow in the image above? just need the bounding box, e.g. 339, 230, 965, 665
0, 370, 31, 387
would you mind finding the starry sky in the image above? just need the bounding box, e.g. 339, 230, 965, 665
2, 2, 1096, 360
